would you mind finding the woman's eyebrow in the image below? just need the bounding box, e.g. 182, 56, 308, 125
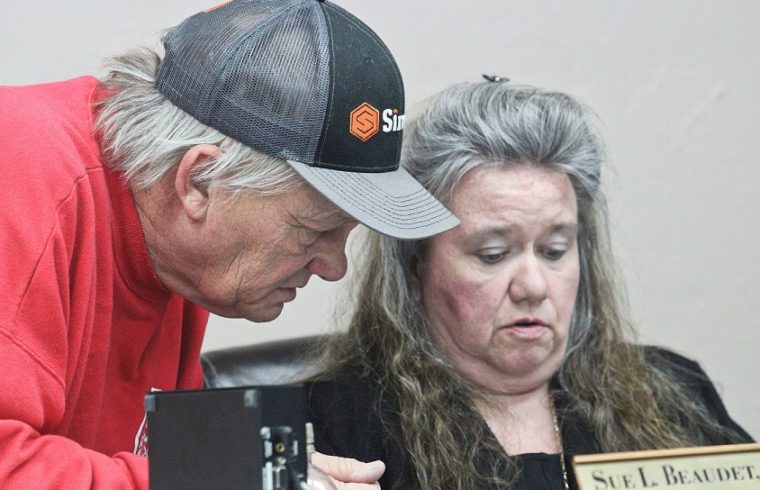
461, 227, 516, 247
465, 222, 578, 242
548, 222, 579, 235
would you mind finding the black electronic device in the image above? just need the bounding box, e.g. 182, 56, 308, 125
145, 385, 308, 490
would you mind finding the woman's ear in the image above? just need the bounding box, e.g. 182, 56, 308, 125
174, 144, 221, 222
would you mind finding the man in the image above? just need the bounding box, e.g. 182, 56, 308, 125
0, 0, 458, 488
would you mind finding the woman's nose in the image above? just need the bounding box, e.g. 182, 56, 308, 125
508, 254, 549, 305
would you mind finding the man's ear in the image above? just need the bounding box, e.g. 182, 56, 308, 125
174, 144, 221, 222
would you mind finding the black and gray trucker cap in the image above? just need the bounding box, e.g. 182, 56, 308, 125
155, 0, 458, 239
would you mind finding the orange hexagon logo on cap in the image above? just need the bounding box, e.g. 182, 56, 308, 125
350, 102, 380, 142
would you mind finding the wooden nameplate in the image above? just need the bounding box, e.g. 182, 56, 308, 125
573, 443, 760, 489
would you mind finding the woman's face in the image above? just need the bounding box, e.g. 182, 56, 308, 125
422, 164, 580, 395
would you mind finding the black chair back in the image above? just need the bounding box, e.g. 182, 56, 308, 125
201, 335, 325, 388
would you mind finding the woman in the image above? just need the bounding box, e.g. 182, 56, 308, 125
305, 80, 752, 490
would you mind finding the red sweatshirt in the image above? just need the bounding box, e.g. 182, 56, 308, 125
0, 77, 209, 488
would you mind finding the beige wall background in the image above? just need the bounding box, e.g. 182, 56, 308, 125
3, 1, 757, 438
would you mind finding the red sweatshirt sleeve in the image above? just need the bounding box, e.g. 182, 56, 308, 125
0, 286, 150, 487
0, 414, 148, 489
0, 204, 149, 489
0, 78, 155, 488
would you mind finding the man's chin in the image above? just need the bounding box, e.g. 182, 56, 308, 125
242, 303, 285, 323
205, 292, 291, 322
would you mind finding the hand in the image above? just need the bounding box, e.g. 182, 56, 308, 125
309, 452, 385, 489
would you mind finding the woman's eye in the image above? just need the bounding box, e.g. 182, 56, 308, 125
542, 246, 567, 261
477, 250, 506, 264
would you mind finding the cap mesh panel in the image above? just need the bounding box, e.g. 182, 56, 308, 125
158, 0, 329, 162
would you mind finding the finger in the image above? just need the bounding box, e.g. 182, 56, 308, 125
334, 483, 381, 490
311, 452, 385, 483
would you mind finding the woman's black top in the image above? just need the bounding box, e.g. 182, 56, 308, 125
306, 348, 753, 490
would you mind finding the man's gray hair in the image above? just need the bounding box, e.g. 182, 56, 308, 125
95, 47, 300, 194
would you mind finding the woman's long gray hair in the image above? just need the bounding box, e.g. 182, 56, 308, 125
94, 46, 299, 194
315, 81, 744, 489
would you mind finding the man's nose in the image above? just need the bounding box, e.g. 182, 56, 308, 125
305, 222, 358, 282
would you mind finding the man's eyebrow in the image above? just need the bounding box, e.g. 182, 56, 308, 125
302, 207, 354, 226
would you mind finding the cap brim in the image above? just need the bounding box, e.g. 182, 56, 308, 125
287, 160, 459, 240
